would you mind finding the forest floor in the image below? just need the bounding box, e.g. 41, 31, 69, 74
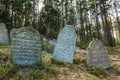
76, 47, 120, 80
0, 44, 120, 80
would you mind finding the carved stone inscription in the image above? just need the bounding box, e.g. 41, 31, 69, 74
10, 27, 42, 66
53, 25, 76, 63
86, 39, 111, 69
0, 23, 9, 44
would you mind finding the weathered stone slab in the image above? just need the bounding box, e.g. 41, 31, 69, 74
0, 23, 9, 44
48, 39, 56, 45
47, 39, 56, 53
10, 27, 42, 66
53, 25, 76, 63
86, 39, 111, 69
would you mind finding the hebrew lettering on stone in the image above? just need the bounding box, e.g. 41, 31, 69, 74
0, 23, 9, 44
53, 25, 76, 63
86, 39, 111, 69
10, 27, 42, 66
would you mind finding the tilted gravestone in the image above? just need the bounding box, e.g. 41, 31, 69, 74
0, 23, 9, 44
10, 27, 42, 66
86, 39, 111, 69
53, 25, 76, 63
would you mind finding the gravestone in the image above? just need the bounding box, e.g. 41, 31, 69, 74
47, 39, 56, 53
48, 39, 56, 45
10, 27, 42, 66
86, 39, 111, 69
0, 23, 9, 44
53, 25, 76, 63
10, 28, 17, 33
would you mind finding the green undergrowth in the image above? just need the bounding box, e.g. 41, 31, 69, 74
0, 44, 14, 79
87, 66, 108, 78
76, 41, 91, 49
25, 69, 46, 80
107, 46, 120, 55
0, 44, 11, 57
0, 62, 14, 79
0, 45, 120, 80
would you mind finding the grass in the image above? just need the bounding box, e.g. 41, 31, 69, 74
0, 62, 14, 79
111, 63, 120, 74
87, 66, 108, 78
0, 44, 14, 79
0, 44, 120, 80
0, 44, 11, 57
27, 69, 46, 80
107, 46, 120, 55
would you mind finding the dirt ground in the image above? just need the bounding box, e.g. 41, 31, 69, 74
75, 47, 120, 80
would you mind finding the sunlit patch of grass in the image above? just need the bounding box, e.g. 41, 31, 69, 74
42, 51, 52, 64
0, 44, 11, 61
59, 67, 69, 74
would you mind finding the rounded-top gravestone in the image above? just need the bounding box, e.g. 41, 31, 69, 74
10, 27, 42, 66
0, 23, 9, 44
53, 25, 76, 63
86, 39, 111, 69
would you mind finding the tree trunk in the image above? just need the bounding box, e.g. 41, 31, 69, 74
94, 0, 102, 40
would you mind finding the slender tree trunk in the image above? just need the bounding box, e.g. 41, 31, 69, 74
114, 0, 120, 40
79, 0, 85, 41
104, 12, 114, 46
94, 0, 102, 40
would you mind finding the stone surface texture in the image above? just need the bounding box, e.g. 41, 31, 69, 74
86, 39, 111, 69
10, 27, 42, 66
0, 23, 9, 44
53, 25, 76, 63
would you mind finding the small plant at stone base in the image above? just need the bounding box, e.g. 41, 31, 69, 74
73, 57, 81, 64
73, 57, 86, 65
51, 58, 74, 69
45, 65, 59, 75
87, 66, 108, 78
51, 58, 66, 66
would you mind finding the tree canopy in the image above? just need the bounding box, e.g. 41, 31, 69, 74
0, 0, 120, 46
